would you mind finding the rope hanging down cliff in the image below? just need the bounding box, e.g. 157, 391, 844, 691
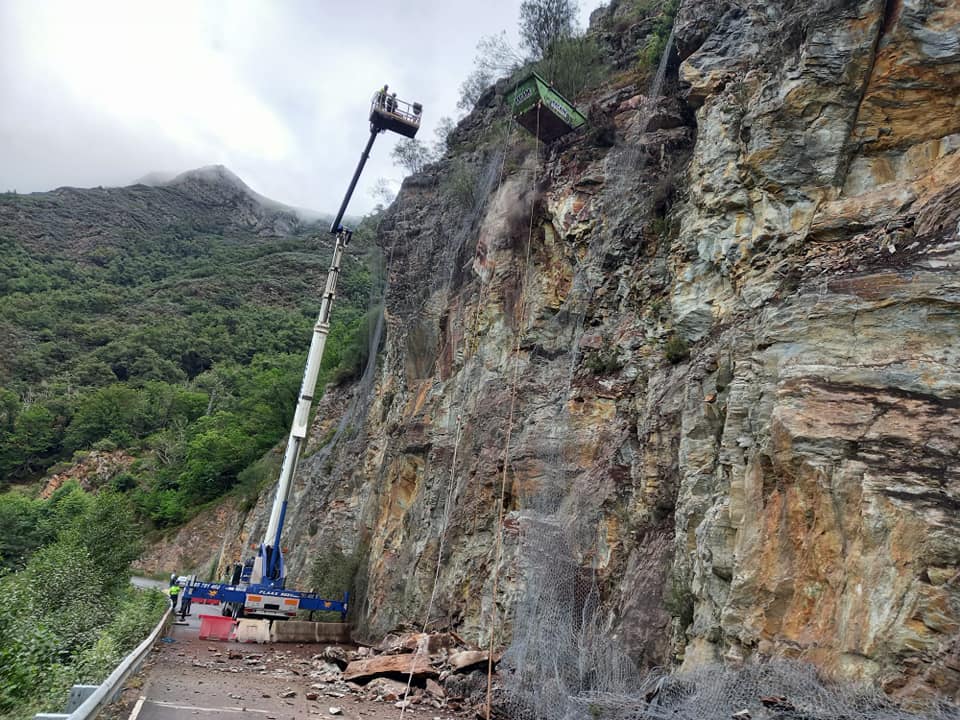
486, 101, 541, 720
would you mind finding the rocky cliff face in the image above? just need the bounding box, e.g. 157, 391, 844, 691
666, 0, 960, 698
160, 0, 960, 705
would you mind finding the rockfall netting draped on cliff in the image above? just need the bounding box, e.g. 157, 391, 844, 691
494, 25, 677, 720
564, 660, 960, 720
487, 17, 960, 720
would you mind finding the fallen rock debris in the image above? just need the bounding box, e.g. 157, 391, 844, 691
178, 631, 496, 715
343, 653, 438, 681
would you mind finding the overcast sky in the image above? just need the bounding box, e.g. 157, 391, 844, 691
0, 0, 604, 215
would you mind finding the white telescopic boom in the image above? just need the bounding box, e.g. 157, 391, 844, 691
263, 230, 350, 548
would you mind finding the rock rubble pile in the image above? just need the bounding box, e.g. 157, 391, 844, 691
181, 632, 498, 717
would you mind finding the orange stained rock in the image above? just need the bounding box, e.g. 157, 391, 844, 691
567, 394, 616, 421
912, 151, 960, 205
370, 454, 425, 557
343, 653, 438, 681
913, 585, 960, 636
740, 381, 959, 674
402, 379, 433, 417
810, 184, 916, 235
854, 3, 960, 153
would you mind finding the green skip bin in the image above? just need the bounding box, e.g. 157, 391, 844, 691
510, 72, 587, 142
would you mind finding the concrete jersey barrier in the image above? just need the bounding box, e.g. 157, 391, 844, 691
270, 620, 351, 644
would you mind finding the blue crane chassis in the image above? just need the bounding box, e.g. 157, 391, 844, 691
183, 581, 348, 620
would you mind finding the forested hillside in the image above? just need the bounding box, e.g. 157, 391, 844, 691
0, 166, 380, 530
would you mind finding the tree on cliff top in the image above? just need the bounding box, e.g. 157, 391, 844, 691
519, 0, 580, 58
391, 138, 434, 175
456, 0, 583, 112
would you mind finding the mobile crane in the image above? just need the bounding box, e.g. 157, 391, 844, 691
182, 87, 422, 621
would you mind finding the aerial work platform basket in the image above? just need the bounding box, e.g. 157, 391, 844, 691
510, 72, 587, 142
370, 90, 422, 138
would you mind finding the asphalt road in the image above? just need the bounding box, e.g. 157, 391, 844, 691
129, 619, 435, 720
123, 577, 466, 720
131, 575, 168, 591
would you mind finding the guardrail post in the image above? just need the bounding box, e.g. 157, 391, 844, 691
66, 686, 98, 712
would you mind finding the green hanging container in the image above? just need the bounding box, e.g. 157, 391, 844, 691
510, 72, 587, 142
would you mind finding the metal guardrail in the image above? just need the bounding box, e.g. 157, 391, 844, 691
34, 607, 172, 720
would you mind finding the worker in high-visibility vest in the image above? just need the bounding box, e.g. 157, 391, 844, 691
168, 581, 181, 609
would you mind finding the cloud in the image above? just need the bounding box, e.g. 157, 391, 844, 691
4, 2, 294, 156
0, 0, 605, 213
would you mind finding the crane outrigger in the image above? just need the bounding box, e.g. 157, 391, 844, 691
182, 86, 422, 621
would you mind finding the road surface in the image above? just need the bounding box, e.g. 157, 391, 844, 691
131, 575, 167, 591
110, 606, 471, 720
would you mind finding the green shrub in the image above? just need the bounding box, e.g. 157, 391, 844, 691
64, 385, 143, 450
0, 493, 49, 570
584, 347, 624, 375
664, 335, 690, 364
0, 399, 60, 480
665, 574, 695, 631
110, 471, 137, 491
309, 548, 359, 600
74, 587, 166, 682
635, 0, 679, 71
650, 217, 668, 239
234, 451, 282, 513
132, 487, 185, 527
534, 35, 604, 100
441, 159, 480, 209
329, 306, 383, 385
0, 489, 147, 717
637, 33, 667, 70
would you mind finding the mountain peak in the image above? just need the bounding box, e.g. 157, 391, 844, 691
137, 165, 260, 199
134, 165, 329, 224
167, 165, 252, 193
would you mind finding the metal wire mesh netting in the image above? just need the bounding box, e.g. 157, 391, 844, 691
492, 190, 645, 719
563, 660, 960, 720
486, 23, 960, 720
495, 516, 960, 720
490, 30, 684, 719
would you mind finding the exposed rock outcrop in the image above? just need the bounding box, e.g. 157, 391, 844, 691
39, 450, 134, 498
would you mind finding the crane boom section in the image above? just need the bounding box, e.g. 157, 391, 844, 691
187, 85, 423, 620
261, 229, 350, 582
